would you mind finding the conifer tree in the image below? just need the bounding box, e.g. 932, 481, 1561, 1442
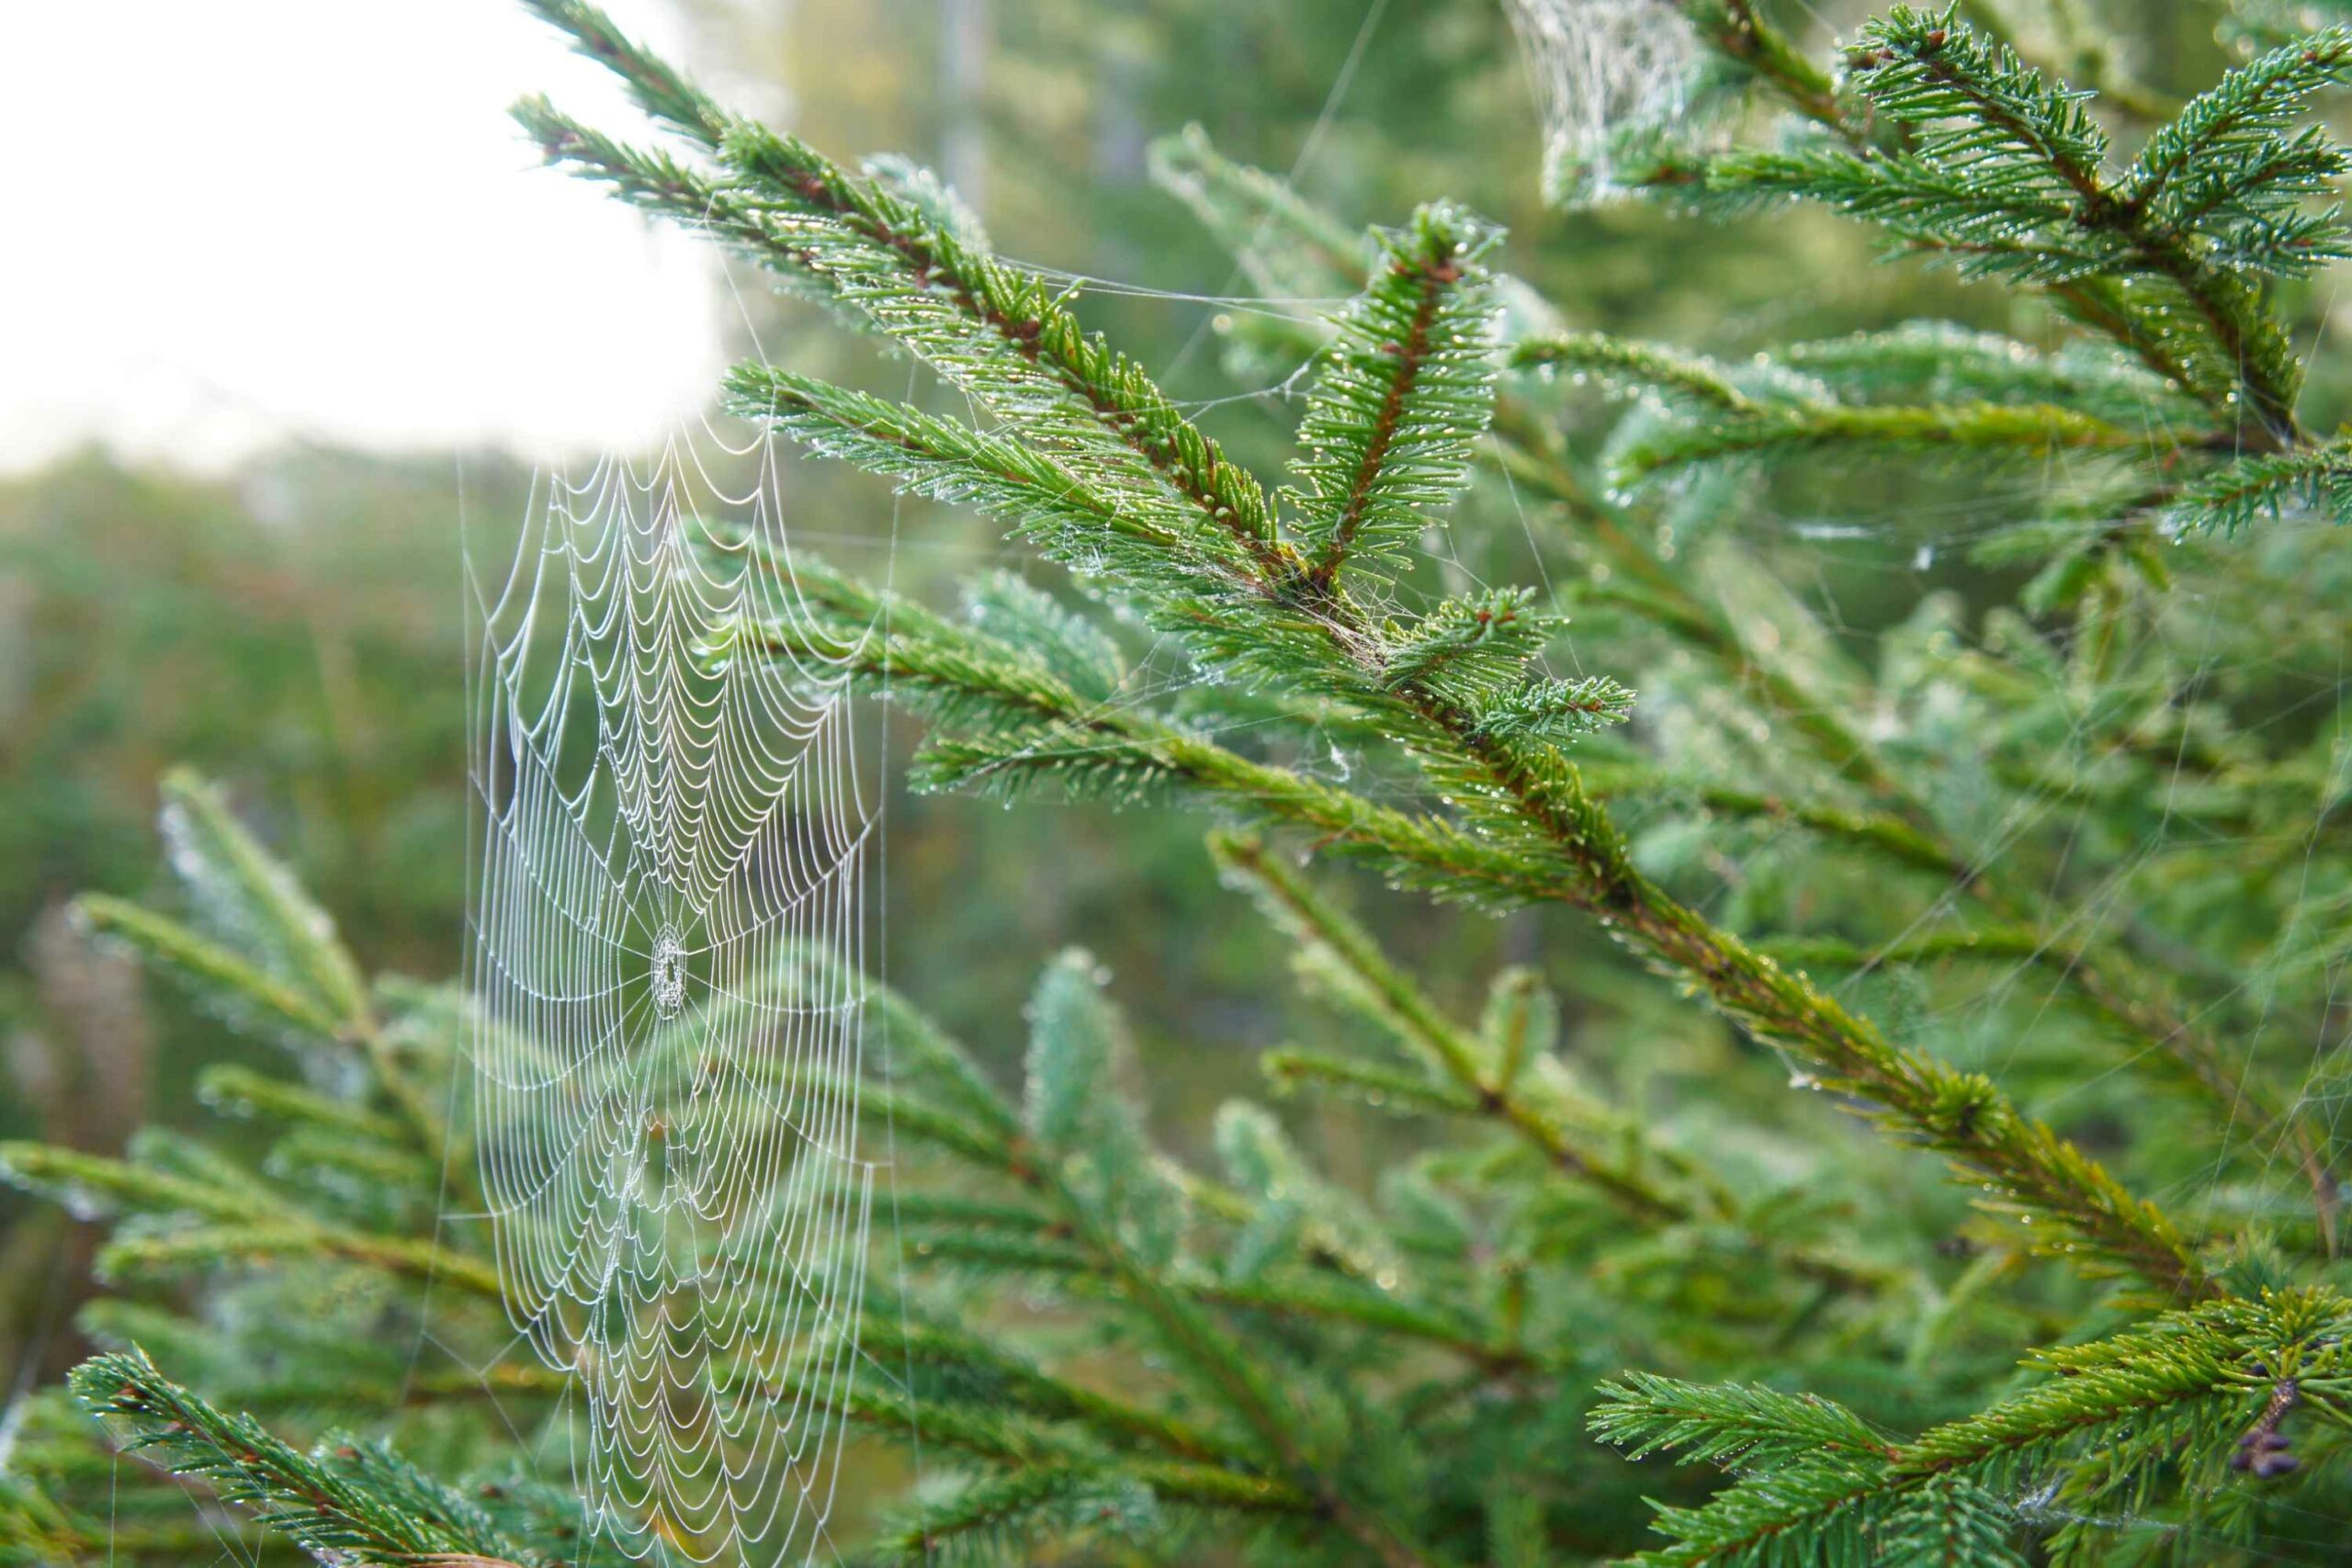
13, 2, 2352, 1564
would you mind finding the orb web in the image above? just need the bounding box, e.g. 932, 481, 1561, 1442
465, 424, 876, 1565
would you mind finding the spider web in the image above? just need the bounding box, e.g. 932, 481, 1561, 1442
464, 423, 877, 1565
1502, 0, 1716, 206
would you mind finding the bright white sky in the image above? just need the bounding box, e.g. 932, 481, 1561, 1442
3, 0, 726, 475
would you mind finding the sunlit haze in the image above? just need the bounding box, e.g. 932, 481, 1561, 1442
4, 1, 723, 475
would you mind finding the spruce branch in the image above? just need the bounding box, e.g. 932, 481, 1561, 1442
753, 560, 2203, 1292
1610, 400, 2165, 487
866, 1463, 1309, 1567
156, 769, 370, 1028
73, 894, 348, 1042
1590, 1372, 1900, 1474
718, 144, 1291, 568
1555, 526, 2335, 1236
1379, 589, 1557, 705
1262, 1047, 1487, 1118
755, 581, 2191, 1300
719, 365, 1375, 702
1490, 336, 2334, 1227
962, 569, 1127, 702
865, 1467, 1159, 1566
1880, 1474, 2029, 1568
1215, 832, 1894, 1294
1287, 204, 1502, 590
1758, 924, 2057, 972
1595, 1287, 2352, 1566
2120, 28, 2352, 260
94, 1224, 506, 1301
1511, 333, 1760, 415
764, 1367, 1085, 1469
106, 772, 444, 1157
1007, 980, 1453, 1568
1193, 1273, 1540, 1374
22, 12, 2352, 1565
0, 1142, 504, 1301
522, 2, 1295, 580
1714, 6, 2317, 445
542, 6, 1544, 743
1773, 321, 2199, 420
516, 0, 722, 139
1461, 676, 1638, 746
821, 951, 1458, 1567
70, 1349, 530, 1568
1215, 836, 1701, 1226
723, 365, 1201, 566
2173, 438, 2352, 534
196, 1064, 410, 1145
0, 1139, 290, 1228
508, 98, 798, 296
1575, 761, 1965, 879
860, 1312, 1241, 1468
1479, 394, 1951, 810
899, 1223, 1534, 1371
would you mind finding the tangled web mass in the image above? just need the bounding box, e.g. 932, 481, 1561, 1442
468, 429, 876, 1564
1505, 0, 1712, 205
